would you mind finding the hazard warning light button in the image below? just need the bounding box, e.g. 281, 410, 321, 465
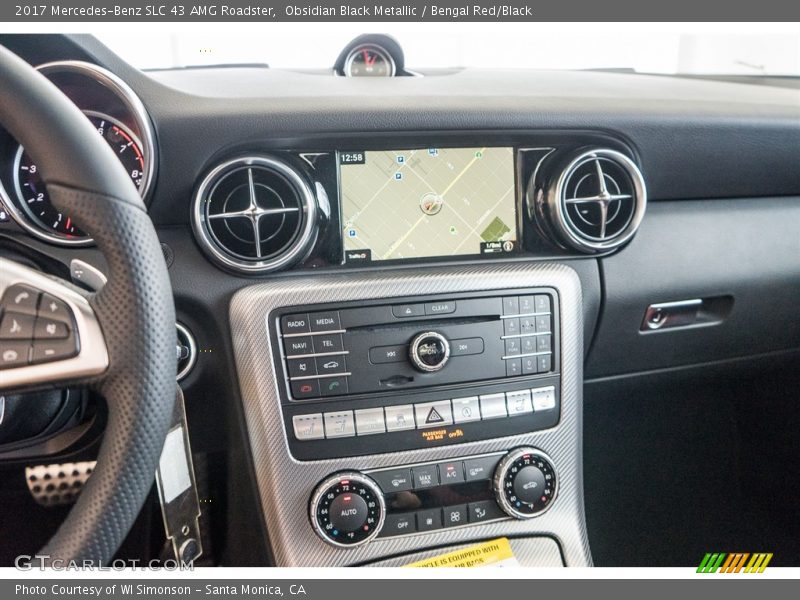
414, 400, 454, 429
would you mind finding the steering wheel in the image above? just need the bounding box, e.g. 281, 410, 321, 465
0, 46, 176, 561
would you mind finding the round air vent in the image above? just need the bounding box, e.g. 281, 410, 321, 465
542, 149, 646, 253
191, 156, 318, 273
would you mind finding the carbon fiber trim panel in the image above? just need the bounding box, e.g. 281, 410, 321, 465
229, 263, 592, 566
365, 536, 564, 567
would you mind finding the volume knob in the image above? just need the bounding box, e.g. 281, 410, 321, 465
493, 447, 558, 519
309, 471, 385, 547
409, 331, 450, 373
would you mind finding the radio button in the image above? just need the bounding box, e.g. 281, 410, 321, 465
392, 304, 424, 318
424, 301, 456, 316
313, 333, 344, 354
502, 297, 519, 315
415, 400, 453, 428
505, 358, 522, 377
464, 456, 502, 482
372, 468, 413, 493
316, 355, 346, 375
532, 386, 556, 411
369, 344, 407, 364
323, 411, 355, 438
291, 379, 320, 399
450, 337, 484, 356
285, 336, 314, 356
521, 355, 537, 375
507, 390, 533, 416
384, 404, 416, 432
287, 357, 317, 378
480, 393, 508, 419
438, 461, 465, 484
292, 414, 324, 440
309, 311, 341, 332
320, 376, 348, 396
281, 313, 310, 334
452, 396, 481, 423
355, 408, 386, 436
412, 465, 439, 489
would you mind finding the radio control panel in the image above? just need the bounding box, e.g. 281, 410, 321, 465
270, 288, 561, 460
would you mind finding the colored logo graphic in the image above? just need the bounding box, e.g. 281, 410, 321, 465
697, 553, 773, 573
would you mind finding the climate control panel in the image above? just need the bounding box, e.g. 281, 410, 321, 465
308, 447, 558, 547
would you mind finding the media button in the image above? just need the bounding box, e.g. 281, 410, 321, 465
384, 404, 416, 432
452, 396, 481, 423
424, 301, 456, 316
290, 379, 320, 399
392, 304, 424, 318
309, 311, 341, 332
280, 313, 310, 334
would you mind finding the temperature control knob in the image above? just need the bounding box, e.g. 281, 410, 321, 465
493, 447, 558, 519
310, 471, 385, 547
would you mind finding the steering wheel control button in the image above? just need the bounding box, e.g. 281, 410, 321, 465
309, 311, 341, 333
292, 413, 324, 440
372, 468, 413, 493
39, 293, 72, 323
384, 404, 416, 432
424, 300, 456, 316
409, 331, 450, 372
392, 303, 424, 318
354, 407, 386, 435
479, 393, 508, 420
0, 312, 35, 339
0, 341, 30, 368
414, 400, 453, 428
34, 317, 70, 340
506, 390, 533, 416
1, 284, 40, 316
323, 411, 355, 438
31, 339, 79, 364
280, 313, 310, 335
494, 447, 558, 519
452, 396, 481, 424
310, 472, 385, 547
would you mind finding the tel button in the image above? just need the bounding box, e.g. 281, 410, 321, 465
1, 284, 40, 316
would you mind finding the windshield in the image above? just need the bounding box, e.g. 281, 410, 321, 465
97, 24, 800, 76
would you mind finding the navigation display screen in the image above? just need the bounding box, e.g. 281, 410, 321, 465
340, 147, 518, 263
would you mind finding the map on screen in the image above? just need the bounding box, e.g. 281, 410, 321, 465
340, 147, 517, 262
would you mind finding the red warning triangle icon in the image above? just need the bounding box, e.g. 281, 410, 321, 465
426, 407, 445, 424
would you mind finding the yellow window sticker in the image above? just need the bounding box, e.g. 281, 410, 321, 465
404, 537, 520, 568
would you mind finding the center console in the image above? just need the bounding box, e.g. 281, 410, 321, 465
230, 262, 591, 566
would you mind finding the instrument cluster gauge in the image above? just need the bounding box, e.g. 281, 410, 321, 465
343, 44, 396, 77
12, 111, 145, 241
0, 60, 156, 247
